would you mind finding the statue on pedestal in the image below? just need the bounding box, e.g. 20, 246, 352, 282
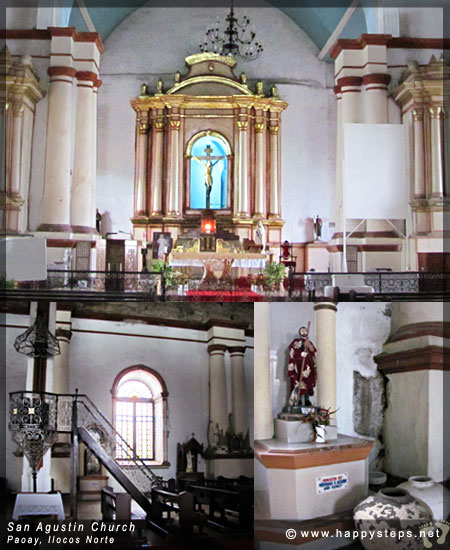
286, 324, 317, 411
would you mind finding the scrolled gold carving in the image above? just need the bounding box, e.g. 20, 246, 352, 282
185, 52, 237, 67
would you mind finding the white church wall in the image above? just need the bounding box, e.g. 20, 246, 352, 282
399, 8, 444, 39
335, 303, 391, 440
97, 7, 336, 242
68, 318, 210, 480
6, 8, 38, 30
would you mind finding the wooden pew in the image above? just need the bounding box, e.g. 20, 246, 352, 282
101, 486, 132, 521
188, 483, 253, 529
150, 485, 196, 536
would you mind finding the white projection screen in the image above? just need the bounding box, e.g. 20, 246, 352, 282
343, 123, 408, 219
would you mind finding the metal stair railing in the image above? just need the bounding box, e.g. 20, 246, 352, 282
74, 394, 161, 495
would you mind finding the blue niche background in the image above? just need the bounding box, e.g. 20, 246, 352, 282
190, 135, 228, 210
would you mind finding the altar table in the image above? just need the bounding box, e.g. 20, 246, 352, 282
13, 492, 65, 520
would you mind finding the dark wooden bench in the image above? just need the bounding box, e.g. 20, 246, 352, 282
101, 486, 132, 521
151, 485, 199, 536
188, 483, 253, 529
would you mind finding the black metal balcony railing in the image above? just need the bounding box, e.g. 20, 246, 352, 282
1, 269, 449, 301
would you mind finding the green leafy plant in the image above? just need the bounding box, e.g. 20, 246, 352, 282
151, 260, 176, 288
263, 262, 285, 290
0, 272, 15, 289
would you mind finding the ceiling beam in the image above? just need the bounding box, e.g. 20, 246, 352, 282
76, 0, 96, 33
318, 0, 361, 61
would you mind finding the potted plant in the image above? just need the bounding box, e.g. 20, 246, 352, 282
263, 262, 285, 291
307, 408, 336, 444
151, 260, 176, 292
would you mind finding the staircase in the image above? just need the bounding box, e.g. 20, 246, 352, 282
74, 394, 160, 516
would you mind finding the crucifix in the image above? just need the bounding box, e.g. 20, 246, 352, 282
192, 144, 224, 209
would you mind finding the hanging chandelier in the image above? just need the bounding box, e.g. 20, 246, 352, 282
199, 2, 263, 61
14, 311, 60, 358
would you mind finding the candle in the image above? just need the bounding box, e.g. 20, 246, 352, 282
142, 231, 147, 248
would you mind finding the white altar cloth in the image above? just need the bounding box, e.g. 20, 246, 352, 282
13, 492, 65, 520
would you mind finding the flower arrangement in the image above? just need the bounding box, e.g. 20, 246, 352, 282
263, 262, 285, 290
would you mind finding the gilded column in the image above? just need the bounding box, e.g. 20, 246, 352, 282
166, 110, 181, 217
254, 303, 273, 440
362, 73, 391, 123
444, 106, 450, 197
412, 108, 426, 199
314, 302, 337, 416
229, 346, 248, 436
134, 109, 150, 217
38, 66, 76, 232
149, 111, 164, 216
268, 118, 281, 219
236, 110, 250, 218
254, 113, 266, 218
208, 344, 229, 438
71, 71, 96, 233
429, 106, 444, 199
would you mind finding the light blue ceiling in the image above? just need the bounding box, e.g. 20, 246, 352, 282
68, 2, 367, 60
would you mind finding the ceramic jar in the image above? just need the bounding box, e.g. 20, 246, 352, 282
397, 476, 450, 520
315, 424, 327, 443
354, 487, 433, 550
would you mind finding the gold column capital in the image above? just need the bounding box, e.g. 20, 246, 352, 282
169, 119, 181, 130
412, 108, 424, 122
138, 112, 150, 134
11, 102, 24, 117
268, 125, 279, 135
237, 120, 248, 131
255, 122, 266, 133
428, 105, 444, 119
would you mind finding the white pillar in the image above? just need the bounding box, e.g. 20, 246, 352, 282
229, 346, 248, 435
208, 344, 229, 435
412, 108, 426, 198
314, 302, 337, 416
53, 311, 72, 395
92, 78, 100, 230
10, 103, 23, 196
237, 116, 250, 217
429, 106, 444, 199
166, 116, 181, 217
134, 110, 149, 217
149, 114, 164, 216
254, 303, 273, 440
363, 73, 390, 124
71, 71, 96, 233
38, 66, 76, 232
254, 118, 266, 218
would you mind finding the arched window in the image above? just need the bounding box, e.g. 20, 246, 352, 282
187, 132, 231, 210
112, 366, 168, 466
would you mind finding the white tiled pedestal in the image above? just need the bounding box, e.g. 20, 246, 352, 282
255, 435, 373, 521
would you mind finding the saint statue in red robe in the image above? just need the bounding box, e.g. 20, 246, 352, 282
287, 326, 317, 407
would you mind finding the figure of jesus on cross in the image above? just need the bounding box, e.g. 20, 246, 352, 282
192, 144, 224, 209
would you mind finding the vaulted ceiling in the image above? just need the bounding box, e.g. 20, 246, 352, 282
68, 1, 367, 60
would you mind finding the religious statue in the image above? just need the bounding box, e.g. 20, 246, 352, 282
313, 215, 322, 241
96, 208, 102, 233
157, 233, 169, 259
281, 240, 291, 260
287, 324, 317, 409
193, 144, 222, 208
254, 220, 266, 249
